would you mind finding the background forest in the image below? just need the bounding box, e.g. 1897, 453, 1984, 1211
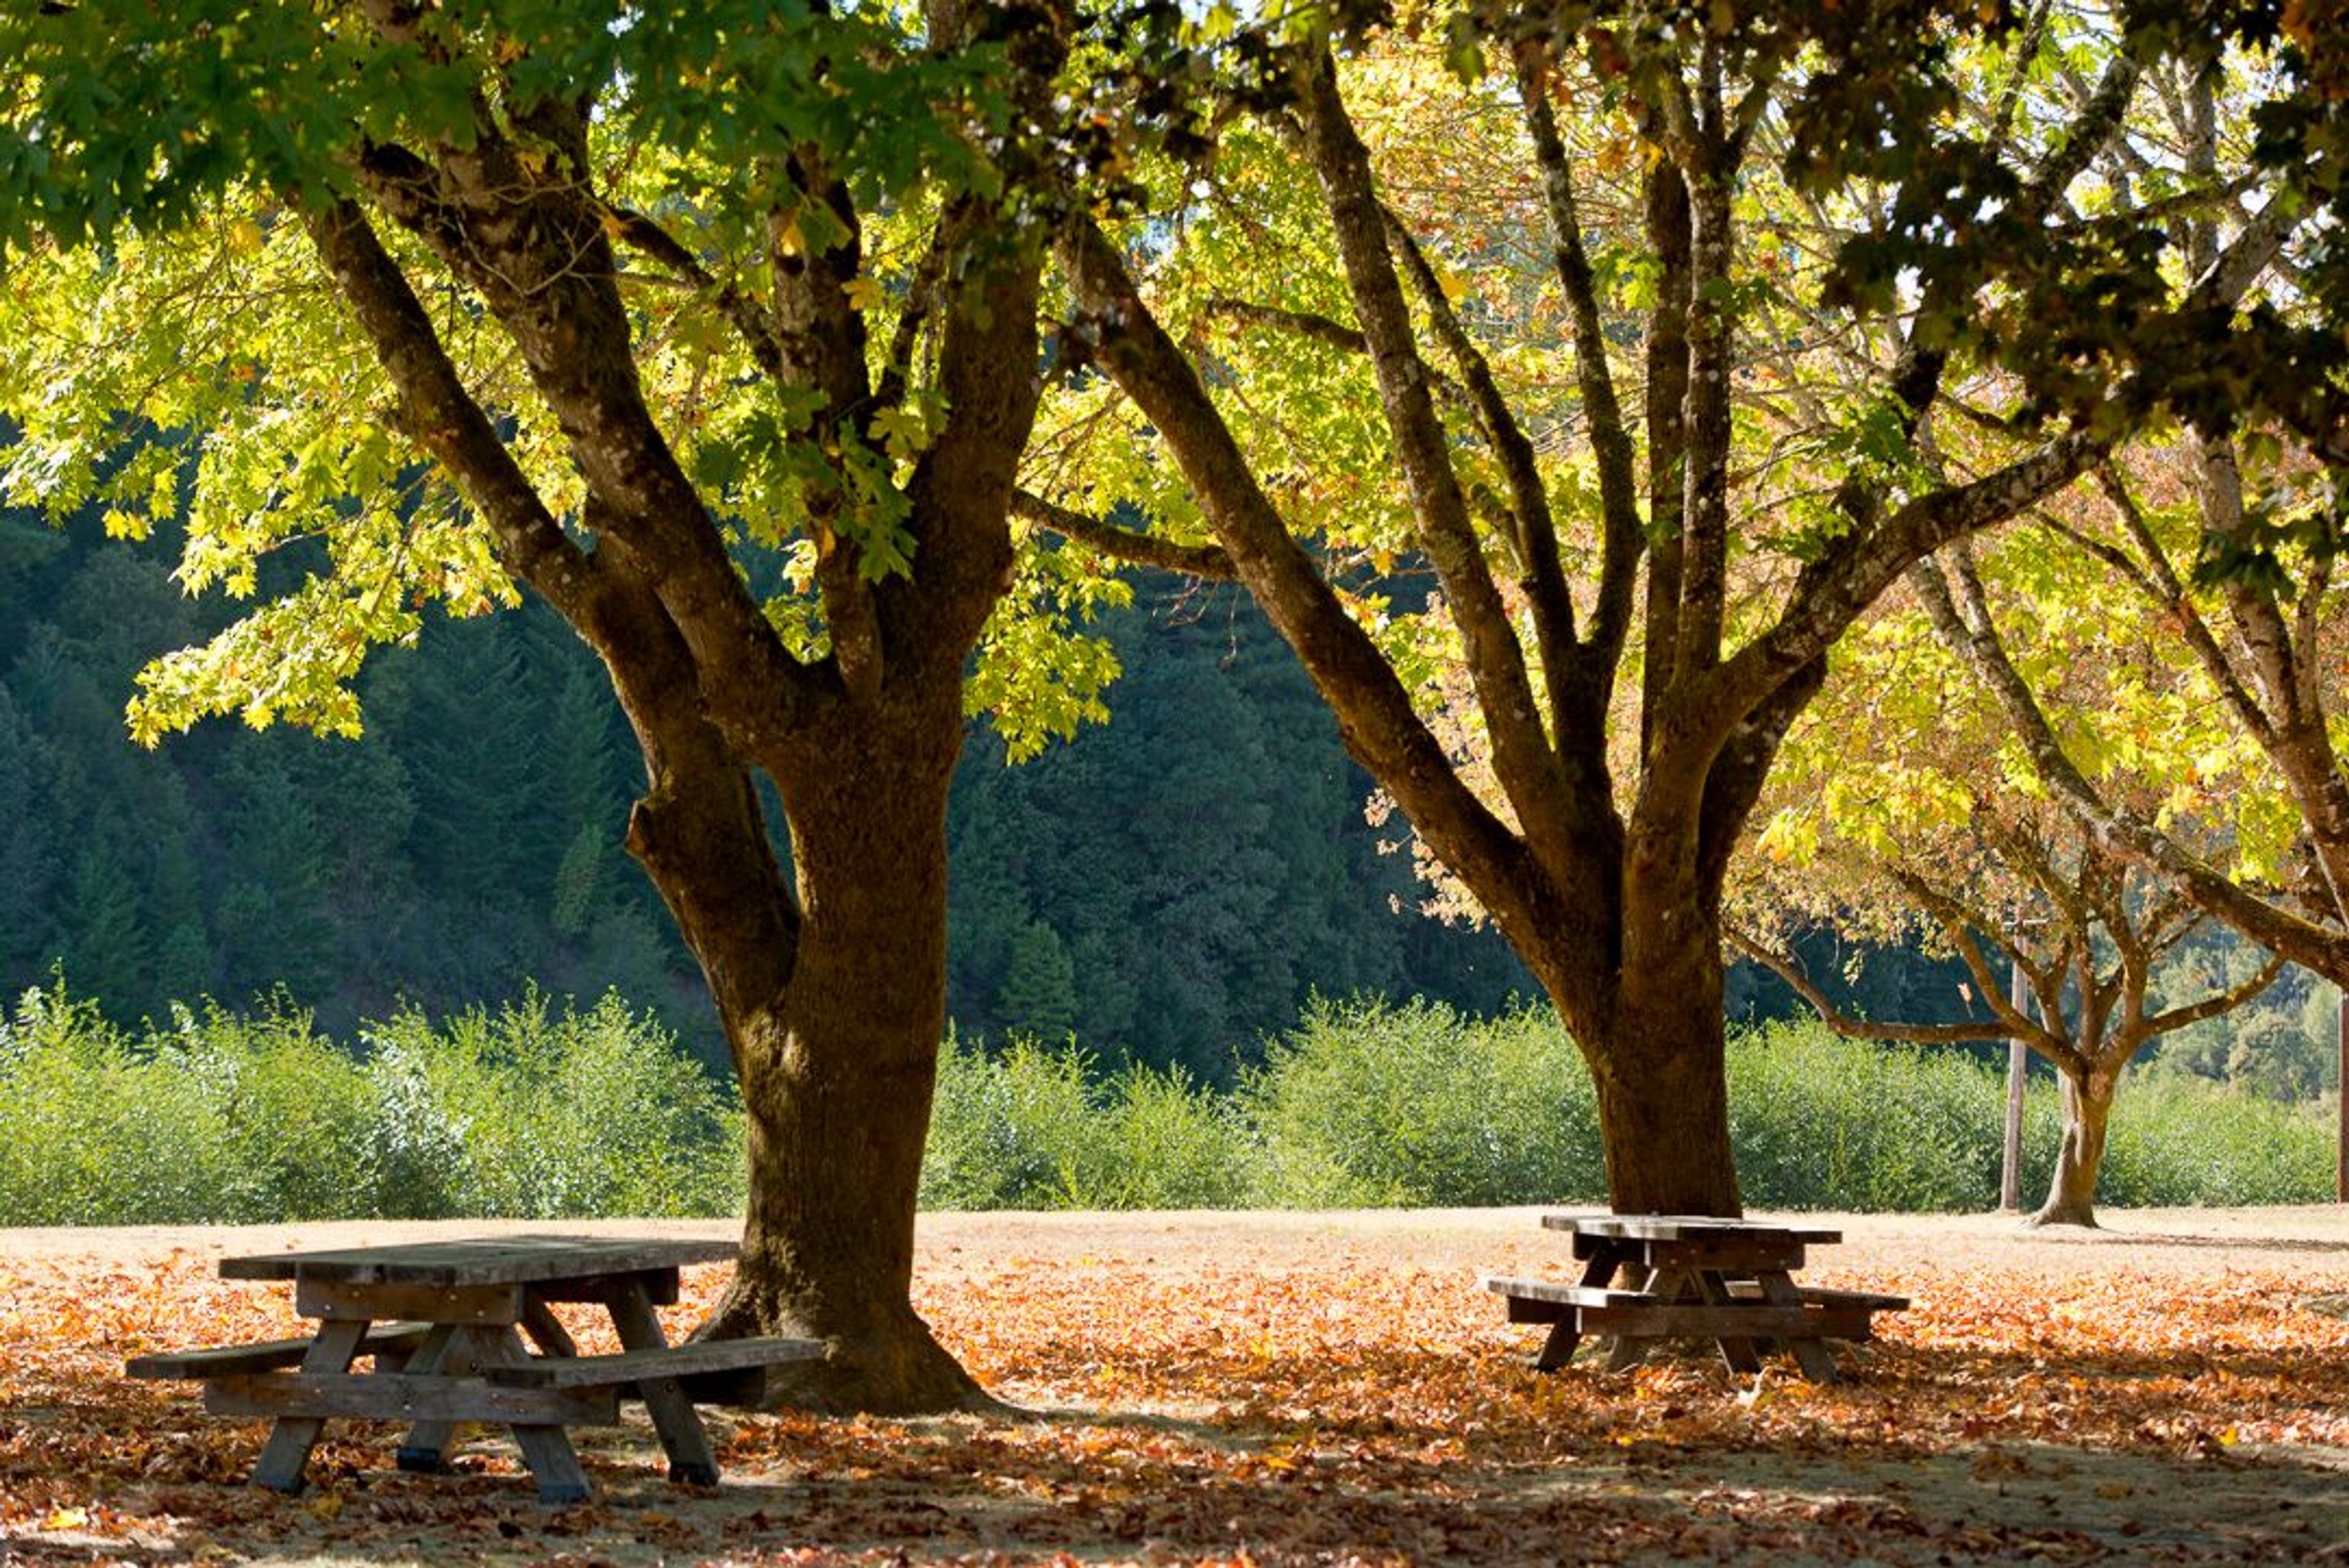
2, 495, 2338, 1100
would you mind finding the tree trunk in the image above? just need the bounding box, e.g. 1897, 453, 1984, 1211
1563, 914, 1743, 1217
689, 695, 993, 1414
2030, 1067, 2115, 1229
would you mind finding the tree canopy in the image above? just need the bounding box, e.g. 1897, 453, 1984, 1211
1033, 1, 2337, 1213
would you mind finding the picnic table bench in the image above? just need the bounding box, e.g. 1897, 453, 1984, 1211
127, 1235, 822, 1503
1483, 1213, 1906, 1382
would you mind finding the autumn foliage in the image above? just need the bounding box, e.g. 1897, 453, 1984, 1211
6, 1219, 2348, 1566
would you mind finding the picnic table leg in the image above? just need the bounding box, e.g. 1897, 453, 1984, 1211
1756, 1272, 1841, 1382
521, 1296, 579, 1359
458, 1325, 594, 1504
395, 1325, 470, 1474
601, 1278, 722, 1487
250, 1318, 369, 1493
1694, 1272, 1765, 1374
1601, 1260, 1702, 1374
1534, 1242, 1633, 1371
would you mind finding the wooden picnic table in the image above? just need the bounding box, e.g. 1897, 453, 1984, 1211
1482, 1213, 1906, 1382
127, 1235, 822, 1503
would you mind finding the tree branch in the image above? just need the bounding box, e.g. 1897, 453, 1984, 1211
1728, 927, 2024, 1046
1378, 204, 1580, 739
1012, 489, 1236, 579
1293, 45, 1576, 871
1910, 549, 2349, 980
1059, 214, 1594, 981
1514, 40, 1641, 682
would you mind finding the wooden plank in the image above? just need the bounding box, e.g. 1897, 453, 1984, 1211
395, 1325, 470, 1474
221, 1235, 737, 1287
1571, 1302, 1831, 1337
481, 1336, 826, 1389
205, 1372, 618, 1426
1694, 1270, 1764, 1374
536, 1269, 682, 1309
1718, 1281, 1908, 1317
1480, 1276, 1666, 1309
520, 1296, 579, 1359
458, 1323, 598, 1506
1757, 1270, 1843, 1381
1534, 1320, 1583, 1372
1798, 1286, 1909, 1312
296, 1280, 522, 1325
1567, 1233, 1814, 1272
1542, 1213, 1841, 1247
128, 1322, 433, 1380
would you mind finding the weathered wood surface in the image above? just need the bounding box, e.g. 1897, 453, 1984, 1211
204, 1371, 620, 1426
219, 1235, 737, 1286
1486, 1276, 1887, 1335
598, 1273, 720, 1487
127, 1322, 433, 1380
483, 1335, 826, 1389
1479, 1276, 1668, 1311
1495, 1215, 1906, 1383
295, 1280, 524, 1325
1542, 1213, 1842, 1246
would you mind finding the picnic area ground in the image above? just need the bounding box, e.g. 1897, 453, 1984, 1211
4, 1205, 2348, 1566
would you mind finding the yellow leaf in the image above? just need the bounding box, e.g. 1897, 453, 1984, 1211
844, 275, 885, 312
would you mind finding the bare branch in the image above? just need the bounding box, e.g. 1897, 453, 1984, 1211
1728, 927, 2027, 1046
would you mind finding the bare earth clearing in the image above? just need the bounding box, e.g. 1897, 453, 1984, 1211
5, 1207, 2348, 1566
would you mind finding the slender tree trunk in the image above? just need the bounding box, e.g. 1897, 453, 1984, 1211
687, 689, 992, 1413
2030, 1067, 2115, 1229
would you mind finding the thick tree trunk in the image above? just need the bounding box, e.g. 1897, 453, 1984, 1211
1553, 905, 1743, 1217
685, 695, 992, 1414
2030, 1067, 2115, 1229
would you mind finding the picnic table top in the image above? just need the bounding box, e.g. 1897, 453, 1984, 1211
1538, 1213, 1842, 1247
217, 1233, 738, 1287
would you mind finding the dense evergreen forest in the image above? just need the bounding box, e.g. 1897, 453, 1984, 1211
0, 501, 1543, 1074
9, 500, 2320, 1087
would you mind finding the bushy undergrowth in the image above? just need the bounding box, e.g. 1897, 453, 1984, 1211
0, 986, 2328, 1223
921, 1005, 2336, 1213
0, 985, 743, 1225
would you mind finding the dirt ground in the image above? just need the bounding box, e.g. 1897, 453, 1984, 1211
6, 1206, 2349, 1566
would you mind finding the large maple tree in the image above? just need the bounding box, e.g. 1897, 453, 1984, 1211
0, 0, 1124, 1411
1034, 3, 2322, 1213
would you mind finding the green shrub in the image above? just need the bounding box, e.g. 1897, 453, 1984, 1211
920, 1034, 1250, 1209
1727, 1023, 2006, 1211
166, 1000, 382, 1222
360, 990, 744, 1219
2091, 1070, 2332, 1208
1241, 996, 1605, 1207
0, 983, 742, 1224
1, 980, 2331, 1224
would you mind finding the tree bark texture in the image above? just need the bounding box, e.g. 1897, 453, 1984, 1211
688, 690, 992, 1412
2031, 1069, 2116, 1229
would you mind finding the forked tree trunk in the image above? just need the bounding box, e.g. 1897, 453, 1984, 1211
2030, 1067, 2115, 1229
658, 690, 992, 1413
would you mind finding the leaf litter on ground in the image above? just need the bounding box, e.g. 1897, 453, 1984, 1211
2, 1221, 2347, 1566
